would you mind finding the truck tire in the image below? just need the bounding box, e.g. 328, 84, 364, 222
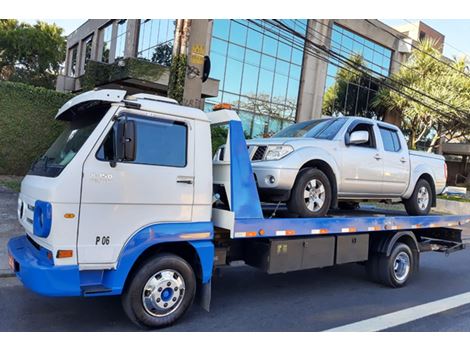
375, 242, 414, 288
122, 253, 196, 329
404, 179, 433, 215
287, 167, 332, 217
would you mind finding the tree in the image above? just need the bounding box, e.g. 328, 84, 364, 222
371, 39, 470, 150
151, 42, 174, 67
0, 19, 66, 88
322, 54, 378, 118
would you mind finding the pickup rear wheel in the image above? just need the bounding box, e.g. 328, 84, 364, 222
404, 179, 433, 215
122, 253, 196, 329
287, 168, 332, 217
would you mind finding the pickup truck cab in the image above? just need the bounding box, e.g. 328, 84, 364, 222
246, 117, 447, 217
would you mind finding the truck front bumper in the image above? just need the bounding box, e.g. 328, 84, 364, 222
7, 235, 81, 296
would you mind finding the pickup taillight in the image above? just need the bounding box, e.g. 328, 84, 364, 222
444, 162, 448, 181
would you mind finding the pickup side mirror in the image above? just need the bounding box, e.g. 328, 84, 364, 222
112, 119, 136, 166
348, 130, 369, 145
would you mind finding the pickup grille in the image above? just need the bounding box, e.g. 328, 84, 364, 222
251, 146, 267, 161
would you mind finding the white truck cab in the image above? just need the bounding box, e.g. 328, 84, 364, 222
17, 89, 213, 269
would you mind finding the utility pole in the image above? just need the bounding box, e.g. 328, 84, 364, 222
168, 19, 210, 109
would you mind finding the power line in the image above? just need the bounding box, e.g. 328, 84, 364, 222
402, 19, 470, 59
364, 19, 470, 80
272, 19, 469, 119
264, 19, 462, 122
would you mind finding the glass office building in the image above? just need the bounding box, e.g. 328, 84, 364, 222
207, 19, 307, 138
323, 23, 393, 117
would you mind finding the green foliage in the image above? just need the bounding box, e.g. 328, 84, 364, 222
211, 125, 228, 155
81, 58, 167, 91
151, 42, 174, 67
0, 19, 66, 89
168, 54, 187, 103
371, 39, 470, 150
0, 81, 71, 175
322, 54, 378, 117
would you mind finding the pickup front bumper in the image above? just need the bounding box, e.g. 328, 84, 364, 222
252, 165, 298, 202
7, 235, 81, 296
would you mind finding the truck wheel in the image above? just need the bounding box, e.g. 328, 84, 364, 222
122, 253, 196, 329
287, 167, 332, 217
404, 179, 433, 215
376, 242, 414, 288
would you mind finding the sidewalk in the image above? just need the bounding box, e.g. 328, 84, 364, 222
0, 186, 22, 277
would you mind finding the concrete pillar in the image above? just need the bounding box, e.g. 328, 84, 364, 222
296, 19, 332, 122
182, 19, 211, 109
124, 19, 140, 58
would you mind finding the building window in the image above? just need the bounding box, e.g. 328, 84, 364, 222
68, 45, 78, 77
322, 23, 393, 118
207, 19, 307, 138
419, 31, 426, 41
100, 22, 113, 63
137, 19, 175, 66
81, 35, 93, 73
115, 20, 127, 60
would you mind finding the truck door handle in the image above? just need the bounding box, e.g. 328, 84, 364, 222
177, 177, 193, 184
400, 157, 407, 163
374, 154, 382, 160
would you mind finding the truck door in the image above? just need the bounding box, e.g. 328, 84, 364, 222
339, 121, 384, 196
78, 111, 194, 265
378, 125, 409, 195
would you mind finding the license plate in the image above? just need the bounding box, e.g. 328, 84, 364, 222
8, 253, 15, 272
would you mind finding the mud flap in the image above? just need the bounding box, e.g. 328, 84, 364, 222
196, 279, 211, 312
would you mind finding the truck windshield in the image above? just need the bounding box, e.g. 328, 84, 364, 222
28, 117, 100, 178
273, 118, 346, 139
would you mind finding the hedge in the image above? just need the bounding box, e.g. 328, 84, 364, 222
0, 81, 72, 175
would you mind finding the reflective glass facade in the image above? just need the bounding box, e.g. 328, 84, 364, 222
115, 20, 127, 60
100, 23, 113, 63
207, 19, 307, 138
323, 23, 393, 117
137, 19, 176, 66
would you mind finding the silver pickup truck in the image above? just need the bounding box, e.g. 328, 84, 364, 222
243, 116, 447, 217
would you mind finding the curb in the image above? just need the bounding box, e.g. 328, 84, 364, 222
0, 270, 15, 278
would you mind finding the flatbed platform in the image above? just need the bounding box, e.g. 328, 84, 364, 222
231, 204, 470, 239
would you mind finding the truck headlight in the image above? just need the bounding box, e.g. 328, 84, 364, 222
264, 145, 294, 160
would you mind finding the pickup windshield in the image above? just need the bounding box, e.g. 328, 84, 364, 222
273, 118, 346, 139
29, 116, 100, 178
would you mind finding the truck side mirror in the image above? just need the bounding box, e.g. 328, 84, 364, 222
348, 130, 369, 145
112, 119, 136, 166
123, 120, 136, 161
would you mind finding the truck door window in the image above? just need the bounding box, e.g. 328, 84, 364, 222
379, 127, 401, 152
348, 122, 376, 148
97, 115, 187, 167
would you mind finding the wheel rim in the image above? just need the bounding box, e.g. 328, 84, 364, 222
303, 178, 326, 212
417, 186, 430, 210
142, 269, 185, 317
393, 252, 410, 282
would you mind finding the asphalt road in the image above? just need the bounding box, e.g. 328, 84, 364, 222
2, 246, 470, 331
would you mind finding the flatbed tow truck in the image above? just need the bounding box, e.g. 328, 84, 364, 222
7, 90, 469, 328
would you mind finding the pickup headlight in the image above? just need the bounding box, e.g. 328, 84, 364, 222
264, 145, 294, 160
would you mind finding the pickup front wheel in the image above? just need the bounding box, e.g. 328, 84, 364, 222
404, 179, 433, 215
287, 168, 332, 217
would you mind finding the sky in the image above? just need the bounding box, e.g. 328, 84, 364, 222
22, 19, 86, 35
22, 19, 470, 59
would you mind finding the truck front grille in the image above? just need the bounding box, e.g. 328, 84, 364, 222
252, 146, 267, 161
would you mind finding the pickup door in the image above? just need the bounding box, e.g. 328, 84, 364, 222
339, 120, 385, 195
378, 124, 410, 196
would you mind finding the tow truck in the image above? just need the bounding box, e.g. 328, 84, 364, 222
7, 90, 469, 328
